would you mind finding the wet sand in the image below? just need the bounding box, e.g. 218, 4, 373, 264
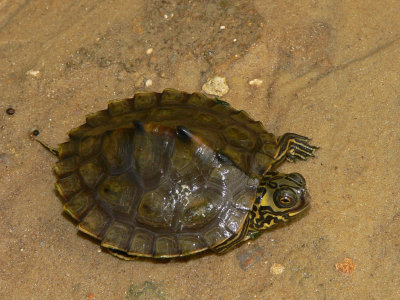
1, 1, 399, 299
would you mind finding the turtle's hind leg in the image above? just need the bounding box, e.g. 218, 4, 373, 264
274, 133, 318, 166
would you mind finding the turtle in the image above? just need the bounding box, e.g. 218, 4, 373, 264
44, 88, 317, 259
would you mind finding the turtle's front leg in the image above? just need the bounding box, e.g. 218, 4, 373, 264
273, 133, 318, 166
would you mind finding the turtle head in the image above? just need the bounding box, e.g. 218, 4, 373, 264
250, 172, 310, 230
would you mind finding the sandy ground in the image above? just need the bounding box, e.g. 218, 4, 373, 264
1, 1, 400, 299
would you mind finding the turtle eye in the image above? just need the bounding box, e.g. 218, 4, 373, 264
279, 196, 294, 206
278, 195, 297, 208
274, 189, 298, 208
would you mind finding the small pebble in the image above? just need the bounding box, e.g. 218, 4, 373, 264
235, 245, 263, 271
335, 258, 355, 275
32, 130, 40, 136
145, 79, 153, 87
220, 25, 226, 29
26, 70, 40, 77
87, 293, 95, 300
202, 76, 229, 97
249, 79, 263, 87
6, 108, 15, 115
270, 263, 285, 275
146, 48, 154, 55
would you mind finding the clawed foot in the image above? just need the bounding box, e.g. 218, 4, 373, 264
276, 133, 318, 164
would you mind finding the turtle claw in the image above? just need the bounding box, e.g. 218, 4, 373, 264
276, 133, 318, 164
287, 138, 318, 162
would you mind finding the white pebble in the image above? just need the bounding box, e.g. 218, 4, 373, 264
146, 48, 153, 55
202, 76, 229, 97
249, 79, 263, 86
220, 25, 226, 29
145, 79, 153, 87
270, 263, 285, 275
26, 70, 40, 77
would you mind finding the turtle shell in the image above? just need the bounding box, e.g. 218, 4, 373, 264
53, 89, 279, 258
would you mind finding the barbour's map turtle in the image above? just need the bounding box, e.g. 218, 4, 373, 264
49, 89, 317, 259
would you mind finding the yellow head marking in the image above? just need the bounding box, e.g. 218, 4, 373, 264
249, 172, 310, 231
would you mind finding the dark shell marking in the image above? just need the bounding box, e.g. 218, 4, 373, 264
54, 89, 281, 258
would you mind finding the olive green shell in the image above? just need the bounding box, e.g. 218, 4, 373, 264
54, 89, 279, 258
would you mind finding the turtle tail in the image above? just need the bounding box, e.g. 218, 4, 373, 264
36, 139, 59, 157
